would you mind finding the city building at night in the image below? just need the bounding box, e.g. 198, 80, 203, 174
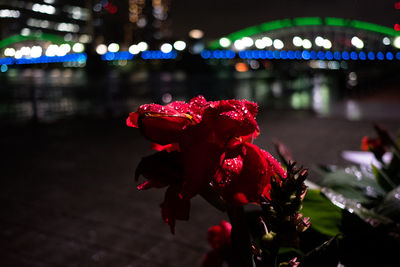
0, 0, 91, 57
92, 0, 171, 50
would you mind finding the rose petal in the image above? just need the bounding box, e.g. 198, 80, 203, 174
207, 220, 232, 249
262, 150, 287, 179
126, 112, 139, 128
215, 143, 273, 206
203, 100, 259, 142
181, 140, 222, 199
139, 115, 192, 145
151, 142, 180, 152
160, 185, 190, 234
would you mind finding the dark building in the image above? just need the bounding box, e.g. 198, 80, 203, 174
0, 0, 90, 42
92, 0, 171, 49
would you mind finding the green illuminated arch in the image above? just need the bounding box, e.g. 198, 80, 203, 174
209, 17, 400, 49
0, 33, 73, 49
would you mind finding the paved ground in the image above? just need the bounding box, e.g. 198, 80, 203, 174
1, 94, 400, 267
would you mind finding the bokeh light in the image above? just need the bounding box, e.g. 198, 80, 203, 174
173, 40, 186, 51
96, 44, 107, 55
189, 29, 204, 39
107, 43, 119, 53
219, 37, 231, 48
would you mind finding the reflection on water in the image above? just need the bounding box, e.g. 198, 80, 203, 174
0, 65, 393, 123
312, 74, 331, 116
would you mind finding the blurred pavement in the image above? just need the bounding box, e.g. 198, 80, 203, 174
1, 95, 400, 266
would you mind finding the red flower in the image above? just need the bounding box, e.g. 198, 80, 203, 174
213, 142, 286, 206
361, 136, 386, 159
207, 220, 232, 250
202, 220, 232, 267
178, 99, 260, 200
130, 96, 287, 232
202, 99, 259, 142
127, 95, 208, 145
129, 96, 262, 201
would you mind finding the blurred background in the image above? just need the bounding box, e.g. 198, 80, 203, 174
1, 0, 400, 266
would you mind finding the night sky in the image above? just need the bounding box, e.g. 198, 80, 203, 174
169, 0, 399, 39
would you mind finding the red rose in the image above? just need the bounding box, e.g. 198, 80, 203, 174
202, 220, 232, 267
127, 95, 208, 145
178, 99, 260, 200
207, 220, 232, 250
213, 142, 286, 206
130, 96, 262, 201
131, 96, 287, 232
202, 99, 259, 143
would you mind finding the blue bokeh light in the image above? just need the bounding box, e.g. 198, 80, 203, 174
1, 64, 8, 72
333, 51, 341, 60
359, 52, 366, 60
350, 52, 358, 60
342, 51, 349, 60
200, 50, 212, 59
267, 50, 274, 59
141, 50, 177, 59
310, 51, 317, 60
273, 50, 280, 59
368, 52, 375, 60
377, 52, 384, 60
302, 51, 311, 60
15, 53, 87, 65
386, 52, 394, 60
280, 50, 287, 59
317, 51, 325, 60
325, 51, 333, 60
295, 50, 302, 59
287, 50, 295, 59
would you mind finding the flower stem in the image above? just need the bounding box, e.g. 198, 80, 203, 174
227, 206, 254, 267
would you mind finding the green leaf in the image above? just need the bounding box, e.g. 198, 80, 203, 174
321, 187, 392, 225
301, 189, 342, 237
278, 246, 304, 256
375, 185, 400, 221
372, 164, 395, 192
316, 166, 385, 203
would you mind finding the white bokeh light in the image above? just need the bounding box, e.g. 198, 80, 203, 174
173, 40, 186, 51
96, 44, 107, 55
219, 37, 231, 48
273, 39, 284, 49
160, 43, 173, 53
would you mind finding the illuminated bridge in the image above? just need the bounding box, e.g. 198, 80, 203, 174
1, 17, 400, 67
208, 17, 400, 51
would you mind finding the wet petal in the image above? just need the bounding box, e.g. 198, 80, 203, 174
132, 103, 198, 144
160, 185, 190, 234
262, 150, 287, 179
139, 114, 192, 145
215, 143, 273, 206
126, 112, 139, 128
203, 100, 259, 142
